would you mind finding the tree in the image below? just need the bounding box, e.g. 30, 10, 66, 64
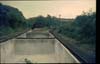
0, 3, 27, 37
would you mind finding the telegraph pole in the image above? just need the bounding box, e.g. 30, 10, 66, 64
59, 14, 61, 20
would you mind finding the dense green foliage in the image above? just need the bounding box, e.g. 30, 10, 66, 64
0, 3, 27, 37
28, 11, 96, 45
75, 12, 96, 44
27, 15, 60, 29
58, 12, 96, 44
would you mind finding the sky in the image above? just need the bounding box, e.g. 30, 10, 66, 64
0, 0, 96, 19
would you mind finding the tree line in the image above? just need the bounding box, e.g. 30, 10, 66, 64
0, 3, 27, 37
27, 11, 96, 45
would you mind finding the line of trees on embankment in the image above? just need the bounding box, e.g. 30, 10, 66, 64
0, 3, 28, 37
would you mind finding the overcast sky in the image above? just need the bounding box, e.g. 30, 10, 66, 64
0, 0, 96, 19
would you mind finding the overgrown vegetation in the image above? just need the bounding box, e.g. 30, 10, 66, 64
58, 12, 96, 45
27, 15, 60, 29
28, 11, 96, 45
0, 3, 28, 37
